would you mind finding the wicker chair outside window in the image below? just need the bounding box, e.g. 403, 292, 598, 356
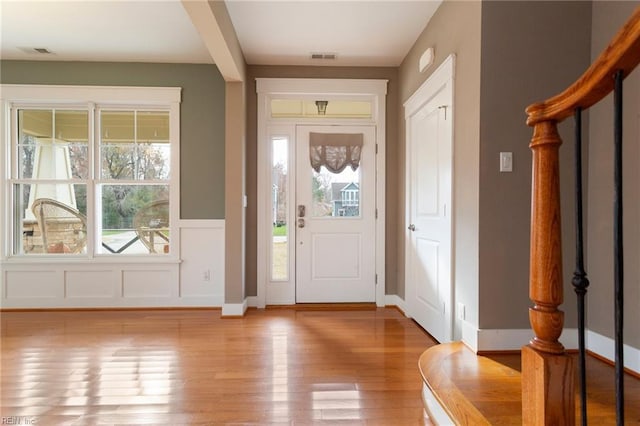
133, 200, 170, 253
31, 198, 87, 254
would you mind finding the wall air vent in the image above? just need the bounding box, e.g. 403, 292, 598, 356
33, 48, 52, 54
310, 52, 337, 60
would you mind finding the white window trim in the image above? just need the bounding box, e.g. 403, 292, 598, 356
0, 84, 181, 263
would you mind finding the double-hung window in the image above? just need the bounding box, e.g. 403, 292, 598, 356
2, 85, 180, 258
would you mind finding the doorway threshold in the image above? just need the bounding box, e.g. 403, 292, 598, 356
265, 303, 377, 311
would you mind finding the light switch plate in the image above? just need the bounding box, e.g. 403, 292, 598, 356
500, 152, 513, 172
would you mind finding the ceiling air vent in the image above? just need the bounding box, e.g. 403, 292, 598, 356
310, 52, 337, 60
18, 47, 54, 55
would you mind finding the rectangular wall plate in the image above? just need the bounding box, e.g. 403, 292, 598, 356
500, 152, 513, 172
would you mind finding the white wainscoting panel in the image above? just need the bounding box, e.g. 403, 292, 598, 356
0, 220, 225, 309
6, 270, 60, 299
123, 269, 174, 298
65, 270, 114, 299
179, 221, 225, 306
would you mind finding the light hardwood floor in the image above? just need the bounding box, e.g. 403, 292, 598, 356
2, 308, 638, 425
1, 307, 438, 425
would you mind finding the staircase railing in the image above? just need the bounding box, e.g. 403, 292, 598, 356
523, 7, 640, 425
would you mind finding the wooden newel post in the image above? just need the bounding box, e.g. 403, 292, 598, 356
522, 120, 575, 425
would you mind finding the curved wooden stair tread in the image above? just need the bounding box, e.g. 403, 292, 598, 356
419, 342, 522, 425
419, 342, 640, 424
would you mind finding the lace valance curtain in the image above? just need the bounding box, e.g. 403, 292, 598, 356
309, 132, 363, 173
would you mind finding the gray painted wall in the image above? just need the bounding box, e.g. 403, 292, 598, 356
0, 61, 226, 219
478, 1, 592, 329
399, 0, 594, 335
587, 1, 640, 349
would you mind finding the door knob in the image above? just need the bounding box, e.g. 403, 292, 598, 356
408, 224, 416, 231
298, 218, 305, 228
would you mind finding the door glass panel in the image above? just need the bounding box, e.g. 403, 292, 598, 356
271, 136, 288, 280
311, 165, 360, 217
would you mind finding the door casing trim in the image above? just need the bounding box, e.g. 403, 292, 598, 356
256, 78, 387, 308
403, 54, 455, 342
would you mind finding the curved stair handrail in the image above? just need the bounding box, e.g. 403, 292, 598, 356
527, 7, 640, 125
523, 6, 640, 425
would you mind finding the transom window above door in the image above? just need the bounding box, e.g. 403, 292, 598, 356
270, 99, 372, 119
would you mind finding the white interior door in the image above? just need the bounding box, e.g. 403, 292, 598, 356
405, 57, 454, 343
295, 125, 376, 302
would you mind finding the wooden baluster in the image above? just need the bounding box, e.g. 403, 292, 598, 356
522, 120, 575, 425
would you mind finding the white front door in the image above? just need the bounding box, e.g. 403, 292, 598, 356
405, 56, 454, 343
295, 125, 376, 302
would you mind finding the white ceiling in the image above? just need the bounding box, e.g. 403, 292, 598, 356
0, 0, 213, 64
226, 1, 442, 67
0, 0, 442, 67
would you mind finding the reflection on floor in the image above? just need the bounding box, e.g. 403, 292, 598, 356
1, 307, 438, 425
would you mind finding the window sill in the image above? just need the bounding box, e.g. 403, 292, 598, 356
1, 256, 183, 265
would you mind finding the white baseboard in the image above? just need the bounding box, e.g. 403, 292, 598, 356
459, 327, 579, 352
246, 296, 259, 308
477, 329, 532, 352
221, 300, 248, 317
460, 319, 478, 352
587, 330, 640, 374
460, 326, 639, 374
385, 295, 407, 315
174, 295, 224, 307
560, 328, 578, 350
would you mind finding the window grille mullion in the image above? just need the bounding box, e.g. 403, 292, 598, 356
4, 88, 177, 258
86, 102, 97, 258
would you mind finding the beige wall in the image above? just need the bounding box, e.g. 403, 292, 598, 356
478, 1, 592, 329
205, 1, 249, 307
398, 0, 482, 332
208, 0, 247, 82
0, 60, 226, 219
587, 1, 640, 349
244, 66, 398, 297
